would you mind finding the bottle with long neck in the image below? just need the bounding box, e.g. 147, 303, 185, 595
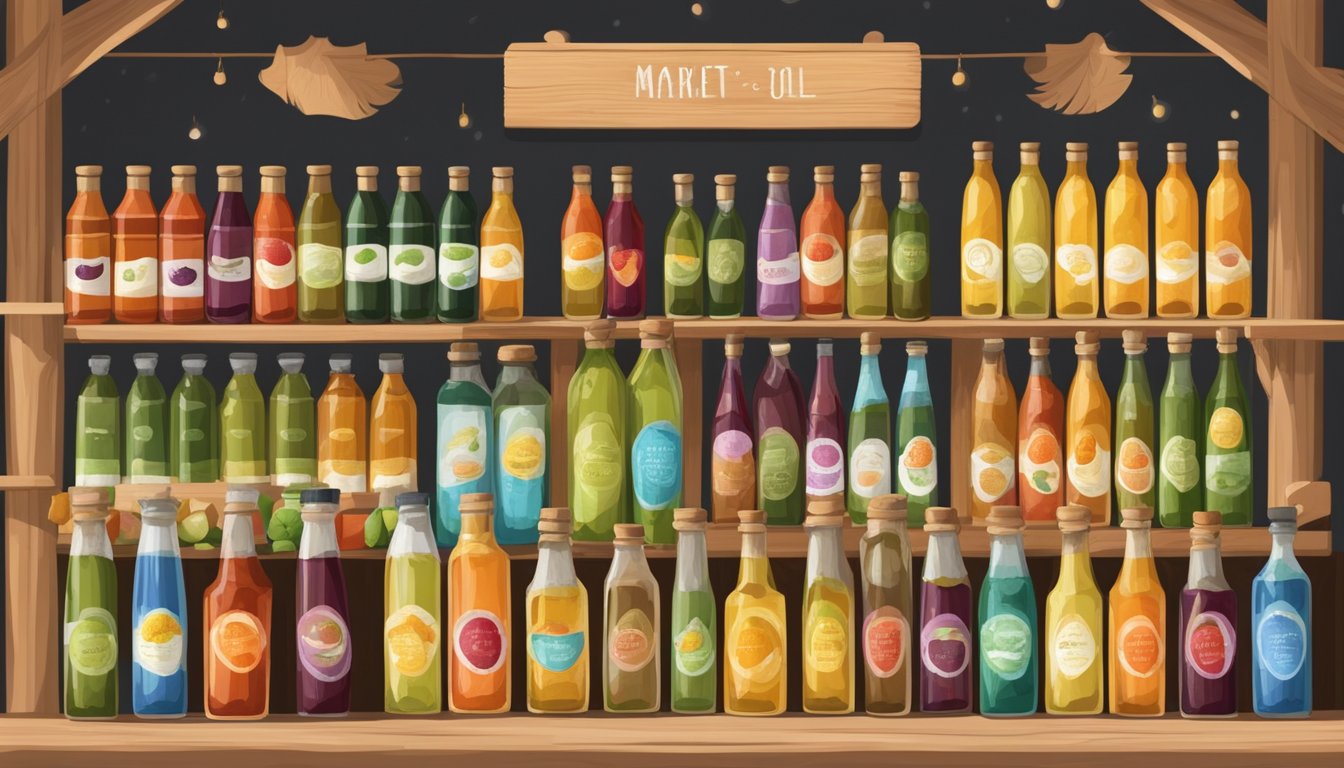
132, 497, 187, 718
802, 499, 855, 714
671, 508, 716, 713
568, 321, 628, 541
436, 342, 495, 547
370, 353, 417, 492
345, 166, 390, 323
317, 354, 367, 493
858, 495, 912, 716
1066, 331, 1111, 524
1115, 330, 1156, 512
757, 166, 801, 320
480, 166, 524, 321
1252, 506, 1312, 717
604, 165, 645, 319
979, 505, 1037, 717
1007, 142, 1051, 319
1158, 332, 1203, 527
847, 333, 890, 522
527, 507, 589, 713
1206, 140, 1252, 319
960, 141, 1003, 318
75, 355, 120, 488
1155, 143, 1200, 318
1180, 511, 1238, 717
384, 492, 442, 714
724, 509, 786, 715
494, 345, 551, 544
253, 165, 297, 323
126, 352, 170, 484
754, 339, 806, 525
1205, 327, 1252, 526
664, 173, 705, 318
205, 487, 273, 720
1109, 506, 1165, 716
799, 165, 845, 320
920, 506, 972, 713
1045, 505, 1103, 715
270, 352, 316, 486
1018, 337, 1064, 523
806, 339, 846, 502
560, 165, 604, 320
604, 523, 660, 712
114, 164, 159, 323
896, 341, 938, 527
171, 353, 218, 482
66, 164, 113, 323
890, 171, 931, 320
1054, 143, 1099, 320
970, 339, 1017, 521
628, 320, 683, 544
1103, 142, 1150, 319
847, 164, 889, 319
707, 174, 746, 319
64, 488, 118, 720
712, 334, 755, 522
206, 165, 253, 324
439, 166, 480, 322
297, 164, 344, 322
389, 166, 436, 323
448, 494, 511, 714
221, 353, 268, 484
296, 488, 352, 716
160, 165, 206, 323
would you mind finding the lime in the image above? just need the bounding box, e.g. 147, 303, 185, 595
271, 540, 297, 553
353, 247, 379, 265
381, 505, 399, 535
848, 234, 888, 287
300, 244, 343, 289
176, 510, 211, 544
363, 509, 386, 548
444, 243, 477, 262
394, 248, 426, 267
193, 542, 216, 551
447, 273, 468, 289
707, 238, 744, 284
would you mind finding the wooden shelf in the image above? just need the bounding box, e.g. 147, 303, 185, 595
0, 474, 56, 490
0, 301, 63, 315
1, 713, 1340, 767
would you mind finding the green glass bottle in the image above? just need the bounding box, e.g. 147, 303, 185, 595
896, 341, 938, 528
706, 174, 746, 319
1114, 330, 1156, 512
664, 173, 705, 319
847, 163, 888, 319
569, 320, 628, 542
1205, 327, 1252, 526
75, 355, 120, 487
296, 164, 344, 322
64, 488, 118, 720
889, 171, 931, 321
170, 353, 219, 482
344, 165, 390, 323
1157, 333, 1202, 527
390, 165, 436, 323
438, 166, 479, 322
628, 320, 683, 544
126, 352, 170, 483
494, 345, 551, 545
270, 352, 316, 486
671, 508, 716, 713
221, 352, 268, 484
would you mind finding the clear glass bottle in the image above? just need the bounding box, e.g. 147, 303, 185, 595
493, 344, 551, 545
671, 508, 716, 713
859, 494, 913, 716
527, 507, 589, 714
604, 523, 660, 712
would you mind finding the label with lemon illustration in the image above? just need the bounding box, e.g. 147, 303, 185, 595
298, 243, 344, 290
664, 238, 703, 287
210, 610, 266, 675
67, 607, 119, 678
707, 238, 745, 285
385, 604, 440, 679
847, 232, 888, 287
561, 232, 604, 293
438, 242, 480, 290
633, 420, 682, 511
1160, 435, 1201, 493
1056, 243, 1098, 286
970, 442, 1015, 503
389, 244, 436, 285
438, 407, 489, 489
892, 230, 930, 283
134, 608, 184, 677
1051, 615, 1097, 679
728, 608, 784, 686
1156, 240, 1198, 284
345, 243, 388, 283
1115, 436, 1155, 495
804, 602, 849, 675
498, 406, 547, 521
1066, 427, 1110, 499
961, 237, 1002, 283
1010, 242, 1049, 286
674, 616, 715, 677
1104, 243, 1148, 285
1206, 406, 1250, 496
481, 243, 524, 283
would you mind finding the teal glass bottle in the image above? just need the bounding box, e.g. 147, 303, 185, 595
978, 505, 1038, 716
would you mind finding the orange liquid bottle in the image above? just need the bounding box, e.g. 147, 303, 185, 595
318, 353, 368, 493
1109, 505, 1165, 716
560, 164, 605, 320
253, 165, 297, 323
65, 165, 112, 323
1066, 331, 1112, 524
159, 165, 207, 323
204, 488, 273, 719
370, 353, 417, 492
448, 494, 511, 713
970, 338, 1018, 522
1205, 140, 1252, 319
113, 165, 159, 323
480, 166, 524, 321
799, 165, 845, 319
1018, 336, 1065, 524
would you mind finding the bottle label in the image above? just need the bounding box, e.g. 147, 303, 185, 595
1104, 243, 1148, 285
1055, 243, 1098, 286
707, 238, 745, 286
806, 436, 846, 496
712, 429, 755, 497
389, 243, 435, 285
529, 628, 585, 673
1207, 406, 1244, 450
1255, 601, 1306, 682
438, 405, 490, 489
298, 243, 343, 290
897, 435, 937, 498
607, 246, 643, 288
632, 420, 682, 510
115, 256, 158, 298
804, 602, 849, 674
1066, 426, 1110, 499
847, 437, 890, 499
133, 607, 184, 677
892, 230, 930, 283
562, 256, 604, 297
800, 232, 843, 287
453, 609, 507, 675
296, 605, 351, 683
1115, 436, 1155, 495
345, 242, 389, 283
1161, 435, 1200, 493
254, 237, 296, 290
385, 604, 440, 678
757, 251, 801, 286
847, 232, 887, 288
1010, 242, 1049, 286
1205, 241, 1250, 285
1051, 615, 1097, 679
1186, 610, 1235, 680
970, 442, 1015, 503
209, 610, 267, 675
673, 616, 715, 677
1116, 615, 1162, 679
1156, 240, 1198, 284
439, 242, 480, 290
1205, 452, 1251, 497
499, 406, 547, 482
573, 415, 624, 502
862, 606, 908, 678
1019, 427, 1062, 495
208, 252, 252, 283
728, 608, 783, 683
664, 242, 703, 288
609, 608, 654, 673
961, 237, 1002, 283
980, 611, 1031, 681
66, 256, 112, 297
920, 613, 971, 679
160, 257, 204, 298
481, 243, 524, 284
757, 427, 800, 502
66, 606, 119, 677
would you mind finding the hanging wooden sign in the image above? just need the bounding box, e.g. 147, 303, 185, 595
503, 42, 921, 129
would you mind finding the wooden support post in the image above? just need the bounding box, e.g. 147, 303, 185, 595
547, 339, 580, 508
675, 338, 704, 508
948, 338, 979, 520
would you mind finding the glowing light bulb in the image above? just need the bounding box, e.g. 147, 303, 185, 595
213, 58, 226, 85
1046, 0, 1063, 8
188, 118, 203, 141
951, 56, 968, 88
216, 10, 228, 29
1230, 109, 1240, 120
691, 2, 704, 15
1150, 95, 1169, 121
458, 103, 471, 129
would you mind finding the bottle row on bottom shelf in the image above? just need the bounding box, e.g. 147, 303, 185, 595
60, 486, 1312, 721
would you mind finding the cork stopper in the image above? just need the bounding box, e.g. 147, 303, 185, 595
69, 486, 111, 521
813, 165, 834, 183
715, 174, 736, 201
860, 331, 881, 356
126, 164, 151, 191
614, 523, 646, 544
458, 492, 493, 516
1056, 504, 1092, 533
610, 165, 633, 181
1191, 510, 1223, 548
76, 165, 104, 177
1216, 327, 1239, 354
1166, 142, 1188, 163
396, 165, 422, 192
492, 166, 515, 178
1028, 336, 1050, 356
126, 164, 152, 177
899, 171, 919, 202
672, 173, 693, 205
259, 165, 285, 177
1020, 142, 1041, 164
538, 507, 573, 542
1167, 331, 1193, 354
860, 163, 881, 183
1075, 330, 1100, 355
1122, 329, 1147, 355
1217, 140, 1239, 158
738, 509, 767, 534
673, 507, 708, 532
803, 495, 847, 527
307, 164, 332, 176
572, 164, 592, 184
972, 141, 993, 161
769, 338, 791, 357
171, 164, 197, 177
448, 165, 469, 192
224, 485, 261, 512
355, 166, 379, 177
1117, 141, 1139, 160
866, 494, 908, 522
493, 166, 514, 193
724, 333, 744, 358
986, 505, 1025, 535
767, 165, 789, 183
1119, 506, 1154, 529
584, 319, 617, 348
639, 318, 674, 349
259, 165, 285, 194
498, 344, 537, 363
355, 165, 379, 191
447, 342, 480, 363
923, 506, 961, 533
982, 338, 1005, 354
217, 164, 243, 193
1065, 142, 1089, 161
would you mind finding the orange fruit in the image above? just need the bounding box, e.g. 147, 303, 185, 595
1027, 431, 1057, 464
1120, 441, 1150, 469
903, 437, 933, 468
1074, 431, 1097, 465
978, 467, 1009, 498
565, 231, 603, 262
212, 612, 264, 674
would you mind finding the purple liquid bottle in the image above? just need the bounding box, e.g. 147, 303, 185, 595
1180, 510, 1237, 717
805, 338, 846, 499
756, 166, 800, 319
711, 334, 755, 523
206, 165, 254, 324
920, 507, 973, 713
754, 339, 806, 525
295, 488, 353, 716
605, 165, 646, 319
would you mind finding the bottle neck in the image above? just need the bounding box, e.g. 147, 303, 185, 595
222, 513, 258, 559
767, 181, 790, 205
923, 530, 967, 582
450, 361, 484, 383
859, 179, 881, 198
390, 509, 437, 556
1028, 355, 1052, 378
536, 539, 578, 586
612, 542, 650, 574
675, 529, 709, 590
1124, 526, 1153, 561
1059, 530, 1094, 582
460, 512, 495, 541
572, 183, 592, 199
77, 176, 101, 193
737, 531, 771, 585
138, 516, 179, 556
71, 518, 113, 558
171, 176, 196, 195
900, 179, 918, 202
1218, 156, 1238, 174
1066, 158, 1088, 175
1116, 158, 1138, 176
1188, 541, 1229, 590
972, 158, 993, 177
1076, 353, 1098, 376
1269, 530, 1299, 569
497, 361, 533, 387
987, 532, 1028, 578
299, 507, 339, 558
308, 175, 332, 195
812, 180, 834, 201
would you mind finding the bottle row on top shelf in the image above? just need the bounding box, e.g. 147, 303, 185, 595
62, 140, 1249, 329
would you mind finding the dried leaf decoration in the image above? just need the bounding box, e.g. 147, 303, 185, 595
259, 37, 401, 120
1024, 33, 1131, 115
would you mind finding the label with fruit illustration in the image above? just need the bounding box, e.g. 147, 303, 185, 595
1185, 611, 1235, 680
1205, 241, 1250, 286
1161, 435, 1201, 493
210, 610, 266, 675
1051, 615, 1097, 679
389, 244, 435, 285
1010, 242, 1049, 286
438, 406, 490, 489
980, 612, 1031, 681
160, 257, 204, 298
805, 602, 849, 674
847, 232, 888, 287
712, 429, 755, 498
728, 608, 783, 683
481, 243, 524, 283
298, 243, 343, 291
572, 415, 624, 523
1104, 243, 1148, 285
863, 606, 908, 679
848, 438, 890, 499
632, 420, 682, 511
706, 238, 745, 286
1018, 427, 1061, 495
1066, 427, 1110, 499
115, 256, 159, 299
529, 627, 585, 673
134, 607, 184, 677
498, 406, 547, 515
757, 427, 800, 502
805, 436, 846, 496
920, 613, 971, 679
961, 237, 1002, 283
970, 442, 1015, 503
1055, 243, 1098, 286
757, 251, 801, 286
664, 240, 703, 288
208, 253, 251, 283
561, 231, 604, 293
607, 246, 643, 288
1255, 601, 1306, 682
1156, 240, 1198, 284
673, 616, 715, 677
385, 604, 439, 678
66, 607, 119, 678
1116, 614, 1162, 679
439, 242, 480, 291
892, 230, 930, 283
453, 609, 507, 675
800, 232, 843, 287
296, 605, 351, 683
66, 256, 111, 296
254, 237, 295, 290
897, 435, 937, 498
609, 608, 654, 673
1114, 436, 1155, 495
345, 243, 388, 283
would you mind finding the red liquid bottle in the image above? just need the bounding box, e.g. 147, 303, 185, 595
920, 506, 973, 713
1180, 511, 1238, 717
65, 165, 113, 324
605, 165, 645, 319
799, 166, 846, 320
296, 488, 352, 716
804, 338, 846, 499
205, 487, 273, 719
159, 165, 206, 323
113, 165, 159, 323
1018, 337, 1065, 523
711, 334, 755, 522
254, 165, 297, 323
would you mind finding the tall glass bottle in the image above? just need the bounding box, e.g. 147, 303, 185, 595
1252, 506, 1312, 717
1155, 143, 1200, 318
269, 352, 316, 486
1115, 330, 1156, 513
802, 499, 855, 714
480, 166, 524, 321
494, 345, 550, 545
1045, 505, 1103, 715
345, 166, 390, 323
75, 355, 120, 487
712, 334, 755, 522
126, 352, 170, 483
896, 340, 938, 528
438, 166, 480, 322
671, 508, 716, 713
664, 173, 705, 318
569, 320, 627, 541
799, 165, 845, 320
384, 492, 442, 714
205, 487, 273, 719
1109, 506, 1165, 716
806, 339, 846, 503
113, 164, 159, 323
1206, 140, 1252, 319
979, 505, 1038, 717
370, 353, 417, 492
724, 509, 786, 715
296, 164, 344, 322
629, 320, 683, 544
64, 488, 118, 719
389, 166, 436, 323
221, 353, 268, 484
560, 165, 604, 320
296, 488, 352, 716
1067, 331, 1112, 525
890, 171, 931, 320
159, 164, 206, 323
757, 166, 801, 320
859, 495, 912, 715
527, 507, 589, 713
436, 342, 495, 547
847, 333, 890, 522
253, 165, 297, 323
317, 354, 366, 493
1054, 143, 1099, 320
605, 165, 645, 319
1103, 142, 1150, 318
1205, 327, 1252, 526
755, 340, 806, 525
707, 174, 746, 319
604, 523, 660, 712
132, 497, 187, 718
971, 338, 1017, 522
65, 165, 113, 323
206, 165, 253, 324
920, 506, 973, 713
1018, 337, 1064, 523
1006, 142, 1051, 319
1180, 511, 1237, 717
1159, 333, 1203, 527
847, 163, 888, 319
170, 354, 218, 483
960, 141, 1003, 318
448, 494, 511, 713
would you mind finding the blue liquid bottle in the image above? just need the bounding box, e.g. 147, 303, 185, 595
132, 497, 188, 717
435, 342, 495, 547
978, 505, 1037, 716
846, 333, 891, 524
895, 341, 939, 528
1252, 506, 1311, 717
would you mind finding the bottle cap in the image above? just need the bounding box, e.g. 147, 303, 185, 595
459, 492, 493, 515
88, 355, 111, 376
396, 165, 422, 177
613, 523, 646, 543
866, 494, 908, 522
737, 509, 767, 533
138, 497, 179, 521
306, 164, 332, 176
1266, 506, 1297, 533
1075, 330, 1100, 355
1056, 504, 1092, 533
1122, 329, 1147, 354
498, 344, 537, 363
448, 342, 481, 362
538, 507, 573, 539
378, 353, 404, 374
986, 505, 1025, 535
1167, 332, 1193, 353
860, 331, 881, 355
769, 339, 791, 356
181, 353, 207, 375
673, 507, 708, 531
906, 340, 927, 356
224, 485, 261, 508
923, 506, 961, 532
724, 333, 744, 357
1119, 506, 1154, 529
390, 492, 425, 509
767, 165, 789, 182
229, 352, 257, 375
217, 165, 243, 177
492, 166, 514, 178
259, 165, 286, 177
1028, 336, 1050, 356
75, 165, 103, 177
982, 338, 1004, 353
1191, 510, 1223, 547
171, 164, 197, 177
300, 487, 341, 506
1216, 326, 1239, 353
572, 164, 592, 183
355, 166, 379, 177
277, 352, 304, 374
329, 354, 353, 373
126, 164, 152, 177
899, 171, 919, 182
133, 352, 158, 374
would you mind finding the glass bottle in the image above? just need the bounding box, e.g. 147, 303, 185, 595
1155, 143, 1200, 318
1109, 506, 1165, 716
384, 492, 442, 714
1205, 327, 1252, 526
65, 164, 113, 323
1066, 331, 1111, 525
920, 506, 973, 713
1006, 142, 1051, 319
671, 508, 716, 713
569, 320, 628, 542
707, 174, 746, 319
296, 488, 352, 716
317, 354, 367, 493
806, 339, 847, 504
448, 493, 511, 713
345, 165, 390, 323
1252, 506, 1312, 717
126, 352, 170, 483
64, 488, 118, 720
629, 320, 684, 544
296, 164, 344, 322
436, 342, 495, 547
1205, 140, 1252, 319
132, 497, 187, 718
802, 498, 855, 714
527, 507, 589, 713
560, 164, 605, 320
896, 340, 938, 528
494, 344, 551, 545
890, 171, 931, 320
205, 165, 253, 324
604, 523, 661, 712
712, 334, 755, 522
369, 353, 417, 493
75, 355, 120, 488
754, 339, 806, 524
438, 166, 480, 322
979, 505, 1038, 716
205, 487, 273, 719
253, 165, 297, 323
847, 333, 890, 522
757, 166, 801, 320
389, 165, 436, 323
605, 165, 646, 319
859, 495, 913, 716
269, 352, 317, 486
960, 141, 1003, 318
1103, 142, 1150, 319
1018, 337, 1064, 523
159, 164, 207, 323
1114, 331, 1156, 517
1159, 333, 1203, 527
970, 338, 1017, 522
113, 164, 159, 323
799, 165, 845, 320
170, 353, 218, 483
724, 509, 787, 715
1054, 143, 1099, 320
846, 163, 888, 319
664, 173, 705, 318
1045, 505, 1103, 715
221, 353, 268, 484
480, 166, 525, 321
1180, 511, 1237, 717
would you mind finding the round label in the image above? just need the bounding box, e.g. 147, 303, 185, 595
897, 435, 937, 498
1056, 243, 1098, 285
757, 251, 801, 286
1205, 451, 1251, 497
573, 418, 624, 493
847, 232, 888, 287
892, 230, 929, 283
849, 437, 891, 499
1019, 427, 1062, 495
438, 406, 489, 488
674, 616, 715, 677
609, 609, 654, 673
209, 253, 251, 283
863, 606, 908, 679
161, 257, 205, 298
713, 429, 755, 497
1156, 240, 1198, 284
1116, 615, 1163, 679
211, 610, 266, 675
346, 243, 389, 283
981, 612, 1032, 681
805, 436, 845, 496
297, 605, 352, 683
728, 609, 783, 684
608, 247, 643, 288
299, 243, 343, 290
481, 243, 524, 283
254, 238, 296, 290
1186, 611, 1235, 680
1104, 243, 1148, 285
1256, 602, 1306, 682
439, 242, 480, 290
757, 427, 799, 501
385, 604, 440, 678
961, 237, 1003, 282
67, 255, 111, 296
801, 232, 843, 287
921, 613, 971, 679
501, 424, 546, 480
805, 603, 849, 674
1011, 242, 1049, 285
970, 442, 1015, 503
67, 607, 118, 677
389, 243, 436, 285
632, 420, 682, 510
707, 238, 745, 285
1115, 436, 1155, 495
664, 245, 703, 288
115, 256, 159, 298
1161, 435, 1201, 493
529, 629, 585, 673
1066, 427, 1111, 499
134, 607, 184, 677
454, 609, 507, 675
1051, 615, 1097, 679
1206, 241, 1250, 286
563, 252, 605, 293
1207, 406, 1245, 450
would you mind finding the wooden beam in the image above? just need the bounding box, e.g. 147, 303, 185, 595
548, 340, 580, 508
948, 339, 978, 521
674, 338, 703, 508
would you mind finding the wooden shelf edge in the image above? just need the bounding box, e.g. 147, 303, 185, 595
0, 301, 63, 316
0, 474, 56, 491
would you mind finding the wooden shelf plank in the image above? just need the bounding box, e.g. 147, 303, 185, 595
1, 713, 1341, 768
0, 301, 63, 316
0, 474, 55, 490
